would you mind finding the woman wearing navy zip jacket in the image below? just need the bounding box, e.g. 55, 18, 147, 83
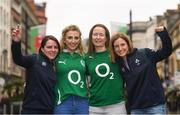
11, 25, 60, 114
109, 26, 172, 114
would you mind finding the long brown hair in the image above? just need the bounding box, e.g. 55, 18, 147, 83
109, 33, 133, 63
88, 24, 110, 55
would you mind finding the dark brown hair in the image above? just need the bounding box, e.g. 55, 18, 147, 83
39, 35, 60, 59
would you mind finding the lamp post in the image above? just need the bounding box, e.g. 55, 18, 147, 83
24, 12, 29, 54
129, 9, 132, 41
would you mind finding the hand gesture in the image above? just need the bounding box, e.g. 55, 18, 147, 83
11, 25, 21, 42
155, 26, 164, 32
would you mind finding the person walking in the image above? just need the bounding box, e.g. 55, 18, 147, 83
109, 26, 172, 114
85, 24, 126, 114
11, 25, 60, 114
54, 25, 89, 114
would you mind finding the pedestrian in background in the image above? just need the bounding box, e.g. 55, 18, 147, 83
109, 26, 172, 114
85, 24, 126, 114
54, 25, 89, 114
11, 25, 60, 114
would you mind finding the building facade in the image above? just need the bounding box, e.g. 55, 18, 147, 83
0, 0, 47, 99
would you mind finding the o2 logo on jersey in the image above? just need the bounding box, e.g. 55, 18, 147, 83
68, 70, 84, 88
95, 63, 114, 79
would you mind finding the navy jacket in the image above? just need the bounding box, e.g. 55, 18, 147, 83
117, 28, 172, 109
11, 41, 56, 113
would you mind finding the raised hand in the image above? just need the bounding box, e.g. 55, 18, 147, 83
11, 25, 21, 42
155, 26, 164, 32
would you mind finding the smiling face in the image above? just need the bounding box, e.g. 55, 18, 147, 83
92, 26, 106, 51
64, 30, 80, 53
113, 37, 129, 59
41, 39, 59, 60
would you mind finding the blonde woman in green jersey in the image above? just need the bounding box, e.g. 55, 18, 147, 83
54, 25, 89, 114
85, 24, 126, 114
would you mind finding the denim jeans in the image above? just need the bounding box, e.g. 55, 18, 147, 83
54, 95, 89, 114
131, 104, 167, 115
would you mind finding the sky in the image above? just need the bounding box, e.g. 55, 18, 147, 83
34, 0, 180, 39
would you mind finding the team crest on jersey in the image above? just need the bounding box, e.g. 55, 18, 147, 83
42, 61, 47, 66
135, 58, 140, 66
80, 60, 85, 67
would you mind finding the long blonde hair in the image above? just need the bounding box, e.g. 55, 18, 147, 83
60, 25, 84, 55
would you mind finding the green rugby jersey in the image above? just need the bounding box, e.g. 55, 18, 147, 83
85, 50, 125, 106
55, 52, 88, 106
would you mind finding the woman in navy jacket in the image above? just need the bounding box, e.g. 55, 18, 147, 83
11, 25, 60, 114
109, 26, 172, 114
